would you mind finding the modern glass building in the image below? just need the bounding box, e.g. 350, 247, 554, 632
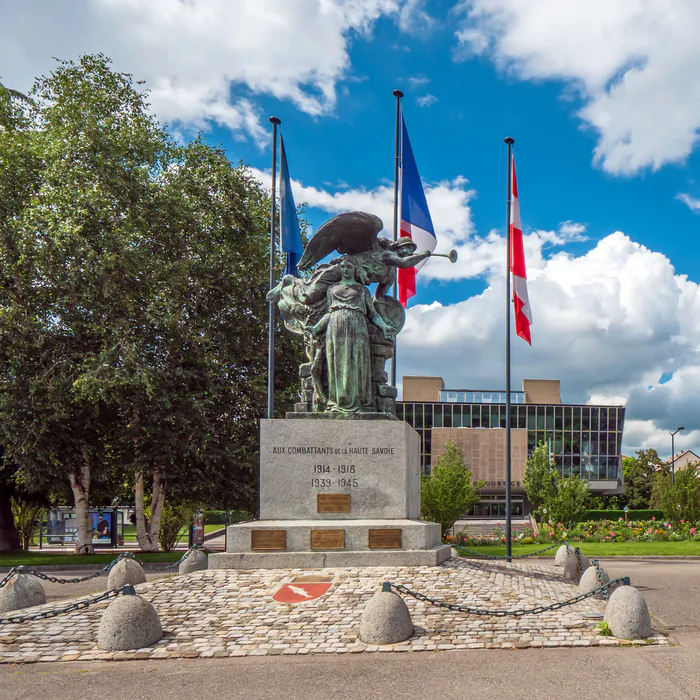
397, 376, 625, 517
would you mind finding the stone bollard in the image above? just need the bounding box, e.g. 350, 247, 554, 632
97, 585, 163, 651
179, 548, 208, 575
603, 585, 652, 639
0, 571, 46, 614
107, 558, 147, 590
578, 562, 611, 598
563, 550, 591, 581
555, 544, 573, 567
360, 583, 413, 645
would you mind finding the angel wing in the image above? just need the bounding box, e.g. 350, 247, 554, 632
298, 211, 383, 271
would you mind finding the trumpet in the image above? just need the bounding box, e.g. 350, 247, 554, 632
428, 249, 458, 263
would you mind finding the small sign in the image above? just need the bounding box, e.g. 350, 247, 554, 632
368, 528, 402, 549
251, 529, 286, 551
310, 529, 345, 550
623, 506, 629, 512
317, 493, 351, 513
273, 582, 332, 604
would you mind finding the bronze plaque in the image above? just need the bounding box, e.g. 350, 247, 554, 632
317, 493, 351, 513
310, 529, 345, 550
251, 529, 286, 551
368, 528, 402, 549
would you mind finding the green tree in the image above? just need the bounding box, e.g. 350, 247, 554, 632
0, 73, 44, 551
622, 449, 662, 509
546, 476, 589, 529
0, 55, 302, 552
523, 442, 558, 522
658, 464, 700, 528
421, 441, 485, 537
0, 55, 170, 553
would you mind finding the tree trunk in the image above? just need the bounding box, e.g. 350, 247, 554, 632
0, 489, 21, 551
70, 459, 93, 555
148, 470, 166, 551
134, 470, 155, 551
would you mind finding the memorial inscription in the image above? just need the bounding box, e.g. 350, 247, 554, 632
251, 530, 287, 551
317, 494, 351, 513
368, 529, 402, 549
310, 529, 345, 550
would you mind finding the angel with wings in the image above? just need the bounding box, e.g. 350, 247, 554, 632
267, 211, 434, 416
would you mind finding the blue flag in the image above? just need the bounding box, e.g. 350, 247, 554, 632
280, 135, 303, 276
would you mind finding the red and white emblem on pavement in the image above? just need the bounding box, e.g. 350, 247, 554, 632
273, 582, 332, 604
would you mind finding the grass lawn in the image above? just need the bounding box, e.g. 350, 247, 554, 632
0, 550, 184, 568
458, 541, 700, 558
121, 523, 222, 538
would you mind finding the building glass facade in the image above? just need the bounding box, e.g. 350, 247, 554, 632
396, 400, 625, 485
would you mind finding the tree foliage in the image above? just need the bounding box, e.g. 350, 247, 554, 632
0, 54, 302, 552
421, 441, 485, 537
622, 449, 663, 509
523, 442, 558, 520
546, 476, 589, 529
658, 464, 700, 528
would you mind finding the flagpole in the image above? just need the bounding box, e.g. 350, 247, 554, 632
391, 88, 403, 389
267, 116, 281, 420
504, 136, 514, 562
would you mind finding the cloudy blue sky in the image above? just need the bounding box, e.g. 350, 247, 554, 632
2, 0, 700, 459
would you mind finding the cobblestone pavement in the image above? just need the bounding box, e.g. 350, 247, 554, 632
0, 558, 668, 663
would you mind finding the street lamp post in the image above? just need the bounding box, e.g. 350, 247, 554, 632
670, 427, 685, 483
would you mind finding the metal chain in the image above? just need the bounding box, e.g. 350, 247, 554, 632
592, 558, 613, 601
0, 586, 133, 625
454, 540, 569, 560
388, 575, 630, 617
575, 547, 584, 575
0, 544, 204, 588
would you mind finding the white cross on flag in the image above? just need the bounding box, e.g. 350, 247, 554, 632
510, 157, 532, 344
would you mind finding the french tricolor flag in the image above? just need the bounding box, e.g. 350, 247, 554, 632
510, 156, 532, 344
397, 115, 437, 307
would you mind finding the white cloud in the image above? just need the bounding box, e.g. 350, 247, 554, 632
454, 0, 700, 175
0, 0, 403, 141
417, 93, 438, 107
399, 230, 700, 458
677, 193, 700, 212
407, 76, 431, 87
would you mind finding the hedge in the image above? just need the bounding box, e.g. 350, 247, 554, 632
203, 510, 251, 524
582, 509, 664, 521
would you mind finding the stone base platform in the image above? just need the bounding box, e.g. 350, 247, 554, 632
210, 519, 451, 569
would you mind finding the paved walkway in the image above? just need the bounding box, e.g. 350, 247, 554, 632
0, 557, 666, 663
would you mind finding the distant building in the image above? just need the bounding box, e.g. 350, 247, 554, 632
666, 450, 700, 471
397, 377, 625, 518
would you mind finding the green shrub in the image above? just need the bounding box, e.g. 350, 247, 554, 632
202, 509, 251, 524
519, 537, 534, 545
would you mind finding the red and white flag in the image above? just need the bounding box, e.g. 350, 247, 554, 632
510, 157, 532, 344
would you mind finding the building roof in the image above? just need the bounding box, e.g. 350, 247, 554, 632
664, 450, 700, 464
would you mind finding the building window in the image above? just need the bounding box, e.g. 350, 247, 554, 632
554, 407, 563, 430
599, 408, 608, 431
581, 407, 590, 430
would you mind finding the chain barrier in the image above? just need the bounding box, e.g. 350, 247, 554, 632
387, 575, 630, 617
454, 540, 569, 561
0, 584, 136, 626
591, 558, 615, 601
0, 544, 204, 589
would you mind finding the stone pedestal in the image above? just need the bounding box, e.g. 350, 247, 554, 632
208, 419, 450, 569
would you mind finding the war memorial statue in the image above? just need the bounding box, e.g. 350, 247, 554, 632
267, 211, 456, 416
209, 211, 456, 570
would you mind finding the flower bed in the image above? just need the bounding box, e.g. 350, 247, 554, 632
445, 518, 699, 546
